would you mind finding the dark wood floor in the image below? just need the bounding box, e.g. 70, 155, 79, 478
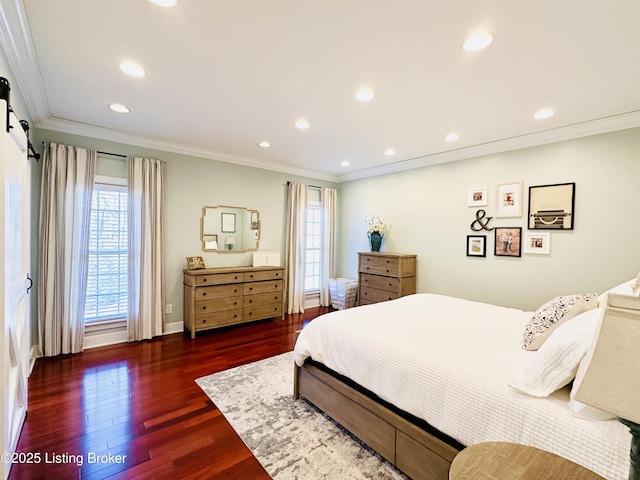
10, 307, 331, 480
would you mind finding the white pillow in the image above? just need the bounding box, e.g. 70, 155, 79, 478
522, 293, 597, 351
597, 279, 634, 305
510, 308, 601, 397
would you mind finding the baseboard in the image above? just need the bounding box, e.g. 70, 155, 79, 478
164, 321, 184, 335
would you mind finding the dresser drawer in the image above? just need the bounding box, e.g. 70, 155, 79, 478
243, 291, 282, 308
243, 303, 282, 321
195, 283, 242, 300
195, 308, 243, 330
359, 286, 399, 304
244, 280, 283, 295
193, 272, 244, 286
243, 269, 284, 282
359, 255, 400, 276
196, 297, 241, 313
359, 273, 400, 294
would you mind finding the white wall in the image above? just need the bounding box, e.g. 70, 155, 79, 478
338, 127, 640, 311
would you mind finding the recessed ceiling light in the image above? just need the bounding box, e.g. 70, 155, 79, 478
295, 119, 310, 130
463, 33, 494, 52
354, 88, 375, 101
534, 108, 555, 119
149, 0, 177, 7
384, 149, 396, 156
444, 132, 460, 142
109, 103, 130, 113
340, 160, 350, 167
258, 141, 271, 148
119, 62, 146, 78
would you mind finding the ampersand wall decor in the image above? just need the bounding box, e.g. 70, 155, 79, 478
470, 209, 494, 231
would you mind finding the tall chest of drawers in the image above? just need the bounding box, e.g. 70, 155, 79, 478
358, 252, 417, 306
183, 266, 284, 338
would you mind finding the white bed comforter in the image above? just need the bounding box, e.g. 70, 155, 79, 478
293, 294, 629, 480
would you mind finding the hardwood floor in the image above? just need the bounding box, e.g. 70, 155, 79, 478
10, 307, 331, 480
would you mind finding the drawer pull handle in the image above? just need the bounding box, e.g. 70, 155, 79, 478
202, 292, 207, 297
249, 299, 253, 303
249, 287, 253, 291
234, 289, 238, 293
203, 278, 208, 282
202, 319, 207, 324
202, 306, 207, 310
234, 301, 238, 305
249, 274, 254, 278
386, 269, 390, 273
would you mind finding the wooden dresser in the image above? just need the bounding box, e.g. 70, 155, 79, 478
358, 252, 417, 306
183, 266, 284, 338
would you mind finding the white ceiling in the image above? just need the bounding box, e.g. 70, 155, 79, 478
1, 0, 640, 182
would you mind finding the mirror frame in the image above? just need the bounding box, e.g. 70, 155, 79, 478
201, 205, 260, 253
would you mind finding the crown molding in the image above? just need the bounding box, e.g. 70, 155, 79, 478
0, 0, 50, 123
37, 116, 341, 183
337, 111, 640, 182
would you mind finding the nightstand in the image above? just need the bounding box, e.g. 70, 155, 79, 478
449, 442, 604, 480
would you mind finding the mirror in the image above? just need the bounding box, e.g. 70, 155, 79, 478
201, 205, 260, 253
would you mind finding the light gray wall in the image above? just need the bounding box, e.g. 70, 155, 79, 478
30, 129, 338, 331
338, 127, 640, 311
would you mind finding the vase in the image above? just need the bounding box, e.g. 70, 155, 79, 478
368, 231, 383, 252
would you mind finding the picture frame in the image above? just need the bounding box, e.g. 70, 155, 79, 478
524, 232, 551, 255
221, 212, 236, 233
202, 234, 218, 250
186, 256, 206, 270
466, 235, 486, 257
528, 182, 575, 230
467, 186, 488, 207
496, 181, 522, 217
494, 227, 522, 257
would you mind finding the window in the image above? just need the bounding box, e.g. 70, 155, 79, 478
85, 177, 128, 323
305, 192, 322, 292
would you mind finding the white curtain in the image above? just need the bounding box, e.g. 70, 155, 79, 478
319, 187, 337, 306
38, 143, 95, 356
127, 156, 165, 341
285, 182, 308, 314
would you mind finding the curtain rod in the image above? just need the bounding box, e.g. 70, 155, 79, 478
286, 181, 322, 189
97, 150, 127, 158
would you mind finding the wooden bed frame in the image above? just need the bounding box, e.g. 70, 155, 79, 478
293, 359, 463, 480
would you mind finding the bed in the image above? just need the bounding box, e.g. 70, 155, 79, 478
293, 282, 638, 480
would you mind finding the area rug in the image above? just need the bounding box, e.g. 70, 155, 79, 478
196, 351, 407, 480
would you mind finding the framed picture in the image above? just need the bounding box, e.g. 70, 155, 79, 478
186, 256, 206, 270
221, 212, 236, 233
496, 181, 522, 217
467, 186, 488, 207
524, 232, 551, 255
466, 235, 486, 257
528, 182, 575, 230
494, 227, 522, 257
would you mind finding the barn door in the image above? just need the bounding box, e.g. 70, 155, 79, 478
1, 98, 31, 480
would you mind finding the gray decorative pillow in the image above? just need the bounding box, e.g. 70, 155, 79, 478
522, 293, 598, 351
